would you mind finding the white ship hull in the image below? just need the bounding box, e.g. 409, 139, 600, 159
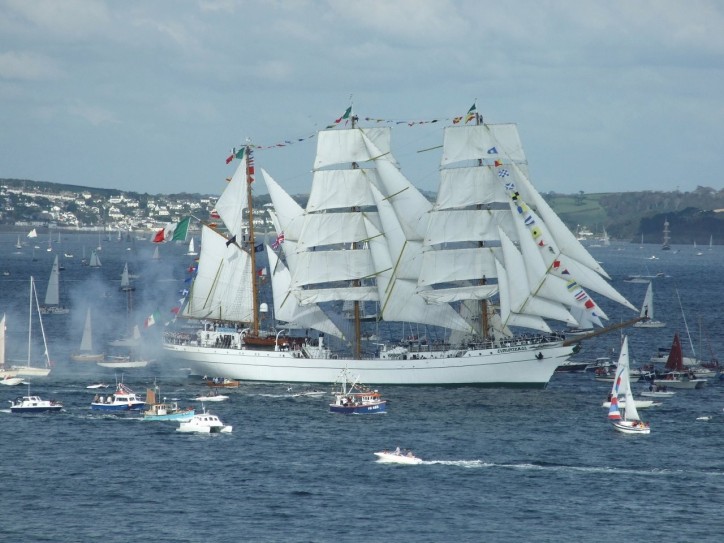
164, 340, 574, 387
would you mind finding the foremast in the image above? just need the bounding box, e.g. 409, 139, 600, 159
244, 146, 260, 336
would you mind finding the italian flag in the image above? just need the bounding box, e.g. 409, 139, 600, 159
153, 216, 190, 243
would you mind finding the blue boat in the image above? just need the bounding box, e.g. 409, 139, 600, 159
90, 382, 145, 411
329, 372, 386, 415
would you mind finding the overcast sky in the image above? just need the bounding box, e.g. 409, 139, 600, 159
1, 0, 723, 198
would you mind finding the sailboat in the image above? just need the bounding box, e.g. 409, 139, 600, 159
119, 262, 135, 291
608, 336, 650, 434
152, 245, 160, 261
70, 308, 105, 362
39, 255, 69, 314
632, 282, 665, 328
186, 237, 198, 256
15, 235, 22, 250
163, 107, 637, 386
653, 332, 707, 389
89, 249, 102, 268
11, 277, 52, 378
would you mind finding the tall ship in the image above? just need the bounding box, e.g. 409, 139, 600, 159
163, 107, 637, 387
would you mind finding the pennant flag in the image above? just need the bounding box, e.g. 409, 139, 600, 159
210, 209, 220, 219
145, 309, 162, 328
257, 267, 268, 277
225, 234, 237, 247
235, 147, 246, 160
254, 243, 264, 253
464, 103, 477, 124
271, 232, 285, 249
487, 147, 498, 154
498, 169, 509, 178
27, 228, 38, 238
153, 217, 190, 243
225, 153, 234, 164
170, 306, 180, 314
452, 116, 463, 125
494, 160, 503, 167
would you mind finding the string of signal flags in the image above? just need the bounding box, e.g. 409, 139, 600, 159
224, 103, 480, 164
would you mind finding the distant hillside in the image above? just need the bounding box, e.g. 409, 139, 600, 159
2, 177, 722, 244
543, 186, 724, 243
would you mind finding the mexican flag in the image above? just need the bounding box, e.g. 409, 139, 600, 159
144, 309, 162, 328
152, 217, 190, 243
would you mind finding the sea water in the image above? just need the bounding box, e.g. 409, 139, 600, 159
0, 233, 723, 542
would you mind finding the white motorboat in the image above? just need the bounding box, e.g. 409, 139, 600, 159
374, 448, 423, 465
193, 390, 229, 402
177, 411, 232, 433
9, 394, 63, 413
1, 376, 26, 386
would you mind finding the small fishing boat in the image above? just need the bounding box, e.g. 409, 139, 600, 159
143, 386, 195, 421
177, 410, 232, 433
90, 382, 145, 412
374, 448, 423, 465
329, 371, 386, 415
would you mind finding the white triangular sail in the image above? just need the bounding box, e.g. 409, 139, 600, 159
120, 263, 131, 289
640, 282, 655, 320
44, 255, 61, 306
79, 308, 94, 352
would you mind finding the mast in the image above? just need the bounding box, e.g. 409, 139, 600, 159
245, 145, 260, 336
350, 114, 361, 359
474, 112, 490, 339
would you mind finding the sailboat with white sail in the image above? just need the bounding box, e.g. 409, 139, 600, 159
39, 255, 69, 314
70, 308, 105, 362
163, 107, 638, 386
119, 262, 135, 292
632, 282, 665, 328
186, 237, 197, 256
89, 249, 101, 268
11, 277, 52, 378
608, 336, 650, 434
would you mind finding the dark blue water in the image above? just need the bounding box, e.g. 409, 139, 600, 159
1, 232, 724, 542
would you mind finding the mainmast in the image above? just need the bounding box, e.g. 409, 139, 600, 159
245, 145, 260, 336
351, 113, 362, 359
474, 112, 490, 340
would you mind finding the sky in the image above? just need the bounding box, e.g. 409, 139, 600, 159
1, 0, 723, 198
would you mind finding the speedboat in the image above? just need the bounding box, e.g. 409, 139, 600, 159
374, 448, 423, 465
1, 376, 27, 386
193, 390, 229, 402
9, 395, 63, 413
90, 383, 145, 411
177, 411, 232, 433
